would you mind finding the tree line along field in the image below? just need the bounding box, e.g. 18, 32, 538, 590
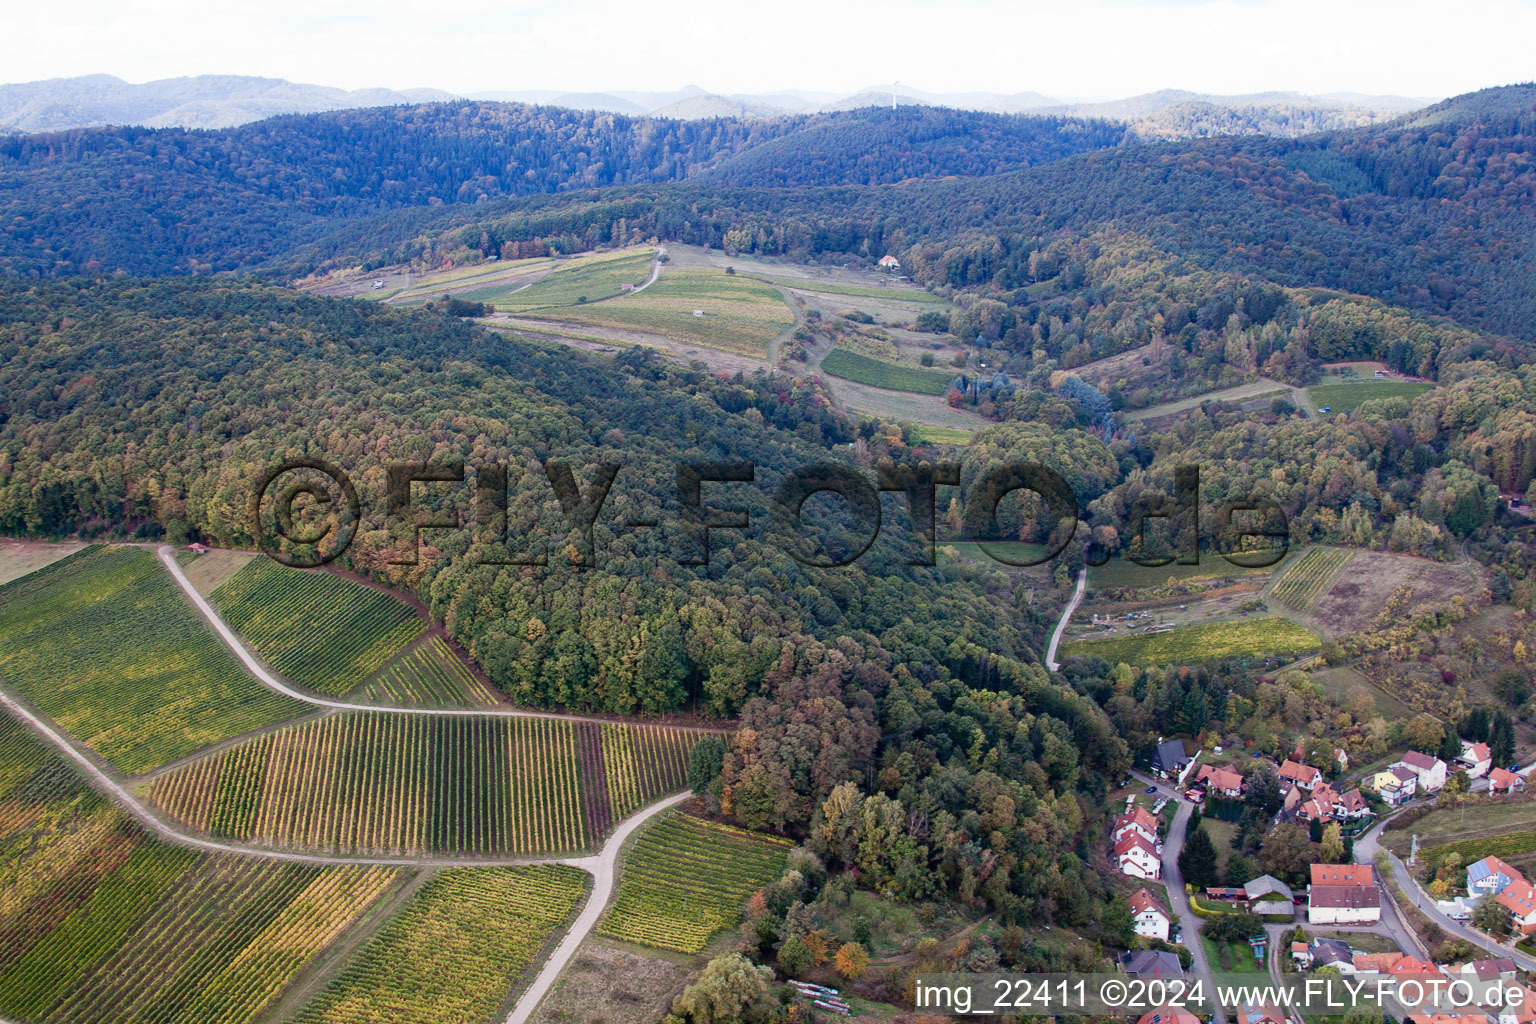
1061, 616, 1320, 667
598, 810, 791, 953
356, 635, 503, 708
213, 557, 426, 696
1268, 546, 1354, 611
819, 347, 955, 395
292, 865, 587, 1024
534, 268, 793, 356
145, 713, 710, 855
0, 715, 399, 1024
0, 546, 309, 774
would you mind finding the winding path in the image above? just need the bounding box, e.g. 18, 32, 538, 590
1045, 568, 1088, 671
156, 546, 713, 730
0, 546, 707, 1020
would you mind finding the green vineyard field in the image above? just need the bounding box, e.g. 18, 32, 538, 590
356, 636, 502, 708
599, 811, 791, 953
819, 347, 956, 395
0, 546, 308, 773
292, 865, 587, 1024
1269, 547, 1353, 611
0, 715, 397, 1024
213, 558, 426, 696
147, 713, 708, 855
1060, 616, 1320, 667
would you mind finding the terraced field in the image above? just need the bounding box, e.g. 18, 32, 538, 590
357, 636, 502, 708
537, 269, 793, 355
599, 811, 791, 953
820, 348, 955, 394
0, 546, 308, 773
0, 716, 397, 1024
1269, 546, 1354, 611
1060, 616, 1320, 667
491, 249, 654, 310
146, 714, 707, 855
292, 865, 587, 1024
213, 558, 425, 696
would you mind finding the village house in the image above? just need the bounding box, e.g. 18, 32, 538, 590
1152, 739, 1190, 779
1467, 856, 1526, 897
1118, 950, 1186, 978
1308, 938, 1353, 971
1291, 941, 1311, 968
1308, 864, 1381, 925
1194, 763, 1245, 798
1116, 833, 1162, 880
1391, 750, 1448, 793
1496, 879, 1536, 934
1452, 957, 1517, 984
1114, 807, 1160, 845
1279, 759, 1322, 791
1137, 1009, 1201, 1024
1237, 1005, 1289, 1024
877, 254, 900, 270
1491, 767, 1527, 795
1130, 887, 1173, 941
1458, 741, 1493, 779
1373, 765, 1419, 806
1498, 986, 1536, 1024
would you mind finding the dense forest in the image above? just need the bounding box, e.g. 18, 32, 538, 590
0, 103, 1120, 276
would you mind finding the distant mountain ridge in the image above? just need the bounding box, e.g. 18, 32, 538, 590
0, 73, 1436, 134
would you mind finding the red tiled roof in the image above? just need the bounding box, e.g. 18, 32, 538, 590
1311, 864, 1373, 886
1130, 887, 1169, 918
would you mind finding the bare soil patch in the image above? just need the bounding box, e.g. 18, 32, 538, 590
180, 547, 257, 596
1308, 550, 1480, 636
528, 936, 694, 1024
0, 539, 87, 585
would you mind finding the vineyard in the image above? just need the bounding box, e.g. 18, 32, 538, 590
1060, 616, 1320, 667
292, 865, 587, 1024
0, 545, 308, 773
147, 712, 708, 855
819, 347, 956, 395
599, 811, 791, 953
0, 715, 397, 1024
356, 636, 502, 708
1269, 546, 1354, 611
213, 558, 426, 695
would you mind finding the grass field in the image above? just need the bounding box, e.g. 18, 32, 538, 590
0, 546, 308, 774
534, 269, 793, 356
356, 636, 501, 708
1088, 554, 1284, 589
599, 811, 791, 953
490, 249, 654, 310
146, 714, 707, 855
0, 716, 397, 1024
820, 348, 956, 394
1061, 616, 1320, 666
910, 424, 975, 445
0, 541, 86, 586
291, 865, 587, 1024
1382, 797, 1536, 855
214, 558, 426, 696
1308, 381, 1433, 413
767, 277, 947, 303
1269, 547, 1353, 611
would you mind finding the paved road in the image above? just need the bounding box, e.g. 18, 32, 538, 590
502, 790, 691, 1024
1131, 772, 1229, 1024
1354, 811, 1536, 970
1045, 568, 1088, 671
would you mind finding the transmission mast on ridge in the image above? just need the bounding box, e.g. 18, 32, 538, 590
892, 80, 898, 111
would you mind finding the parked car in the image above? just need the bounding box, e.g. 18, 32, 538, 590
1145, 786, 1158, 794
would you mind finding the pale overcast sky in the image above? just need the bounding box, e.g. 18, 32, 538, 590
6, 0, 1533, 101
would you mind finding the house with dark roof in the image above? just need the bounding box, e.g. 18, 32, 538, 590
1308, 938, 1353, 970
1391, 750, 1447, 793
1453, 957, 1517, 983
1308, 865, 1380, 925
1118, 950, 1186, 978
1152, 739, 1190, 779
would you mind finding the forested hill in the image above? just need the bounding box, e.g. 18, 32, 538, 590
0, 102, 1121, 277
315, 84, 1536, 342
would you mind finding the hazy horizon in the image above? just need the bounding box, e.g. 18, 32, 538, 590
6, 0, 1530, 103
